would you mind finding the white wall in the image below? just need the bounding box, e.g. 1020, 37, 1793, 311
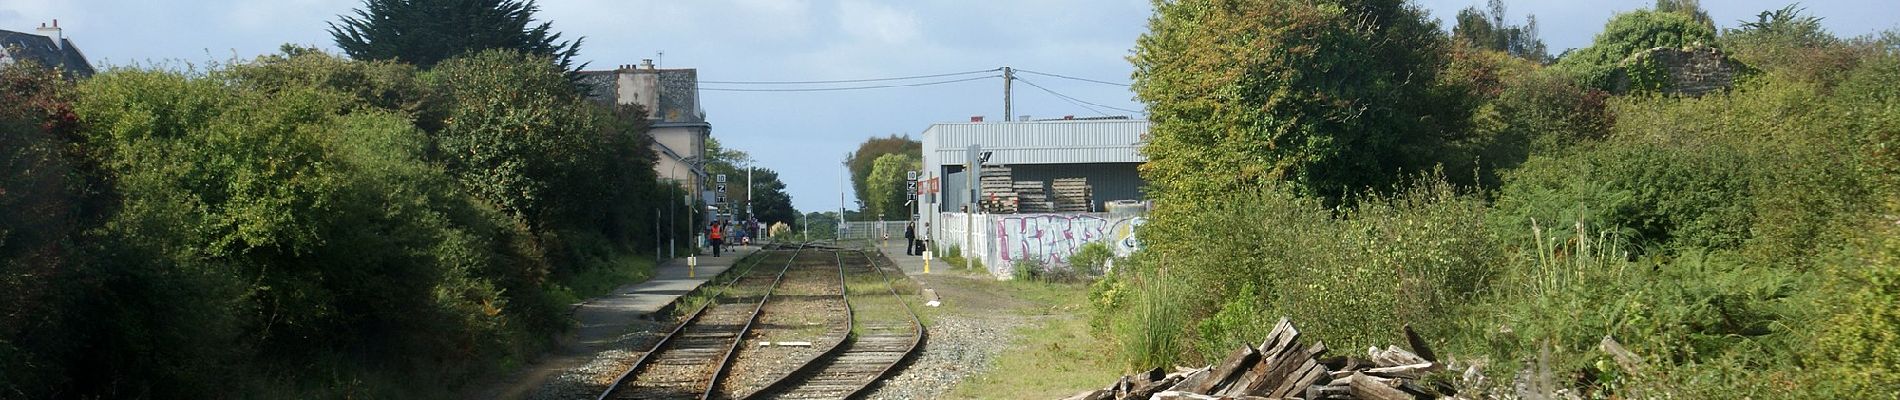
932, 211, 1148, 279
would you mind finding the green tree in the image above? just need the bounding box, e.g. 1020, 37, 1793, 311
329, 0, 583, 71
747, 168, 798, 227
1451, 0, 1551, 63
846, 135, 920, 210
428, 49, 600, 227
0, 60, 99, 396
1654, 0, 1714, 30
864, 152, 921, 220
1132, 0, 1456, 204
1723, 5, 1856, 84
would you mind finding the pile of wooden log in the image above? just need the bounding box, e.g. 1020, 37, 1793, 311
1065, 318, 1450, 400
1052, 178, 1093, 212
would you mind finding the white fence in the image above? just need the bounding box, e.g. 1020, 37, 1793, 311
929, 212, 1147, 279
837, 220, 909, 241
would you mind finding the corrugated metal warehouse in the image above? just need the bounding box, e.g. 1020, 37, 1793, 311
918, 118, 1150, 215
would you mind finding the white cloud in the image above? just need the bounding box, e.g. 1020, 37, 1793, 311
836, 0, 919, 45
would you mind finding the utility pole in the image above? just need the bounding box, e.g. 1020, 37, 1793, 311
841, 153, 848, 241
745, 167, 753, 222
965, 144, 979, 272
1002, 66, 1014, 122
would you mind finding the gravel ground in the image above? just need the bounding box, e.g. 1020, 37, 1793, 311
862, 313, 1042, 400
523, 319, 671, 400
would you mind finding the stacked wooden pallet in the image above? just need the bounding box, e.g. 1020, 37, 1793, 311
1015, 181, 1052, 213
1052, 178, 1093, 212
978, 167, 1017, 214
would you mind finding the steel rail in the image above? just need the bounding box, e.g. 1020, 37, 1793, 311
597, 242, 806, 400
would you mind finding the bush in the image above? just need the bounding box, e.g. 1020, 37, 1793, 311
1068, 242, 1114, 276
1107, 254, 1192, 370
1464, 221, 1801, 398
1803, 219, 1900, 396
0, 61, 97, 396
1011, 258, 1045, 281
1488, 140, 1756, 255
1102, 175, 1500, 362
4, 48, 676, 397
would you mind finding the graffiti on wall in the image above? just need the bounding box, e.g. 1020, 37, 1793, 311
993, 214, 1111, 264
1110, 217, 1147, 256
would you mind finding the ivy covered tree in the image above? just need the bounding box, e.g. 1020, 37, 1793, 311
1132, 0, 1457, 204
329, 0, 584, 71
1554, 8, 1718, 91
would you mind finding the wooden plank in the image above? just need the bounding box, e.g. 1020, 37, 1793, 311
1369, 345, 1428, 368
1270, 358, 1328, 399
1191, 345, 1260, 394
1364, 362, 1442, 380
1348, 372, 1413, 400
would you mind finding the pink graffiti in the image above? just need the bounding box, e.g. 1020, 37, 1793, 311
994, 215, 1110, 264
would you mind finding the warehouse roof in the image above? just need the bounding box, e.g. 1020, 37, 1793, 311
922, 119, 1149, 166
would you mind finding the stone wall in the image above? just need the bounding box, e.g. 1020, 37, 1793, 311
1615, 45, 1746, 97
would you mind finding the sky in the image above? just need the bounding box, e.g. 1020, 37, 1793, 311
4, 0, 1895, 214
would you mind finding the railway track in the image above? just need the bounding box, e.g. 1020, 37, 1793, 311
741, 249, 925, 400
597, 243, 923, 400
598, 243, 805, 400
718, 248, 853, 397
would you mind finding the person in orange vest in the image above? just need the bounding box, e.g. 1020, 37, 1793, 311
708, 222, 724, 257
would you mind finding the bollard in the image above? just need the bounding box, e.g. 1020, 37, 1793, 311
923, 251, 931, 274
688, 256, 697, 278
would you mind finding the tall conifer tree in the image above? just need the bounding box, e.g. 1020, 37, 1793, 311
329, 0, 584, 71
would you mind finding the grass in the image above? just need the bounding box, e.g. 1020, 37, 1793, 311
941, 279, 1122, 399
547, 252, 659, 306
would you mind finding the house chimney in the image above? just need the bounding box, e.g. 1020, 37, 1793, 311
37, 19, 63, 50
970, 116, 984, 123
641, 59, 655, 70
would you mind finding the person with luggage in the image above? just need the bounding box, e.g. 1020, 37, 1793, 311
904, 222, 917, 255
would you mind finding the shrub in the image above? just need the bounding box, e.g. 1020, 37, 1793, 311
1105, 175, 1500, 359
1068, 242, 1114, 276
1011, 258, 1045, 281
1803, 218, 1900, 396
0, 60, 97, 397
1467, 222, 1799, 398
1488, 140, 1755, 255
427, 49, 600, 227
1108, 254, 1192, 370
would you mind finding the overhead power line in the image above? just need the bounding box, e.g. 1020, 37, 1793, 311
700, 75, 1001, 92
1013, 76, 1143, 116
1015, 68, 1132, 87
701, 68, 1000, 85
